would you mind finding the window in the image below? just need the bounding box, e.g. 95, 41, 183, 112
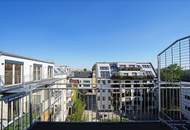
185, 95, 190, 100
185, 106, 190, 111
108, 80, 111, 83
97, 96, 100, 101
102, 80, 106, 85
15, 64, 21, 84
5, 60, 23, 85
83, 80, 90, 83
33, 64, 42, 81
83, 84, 90, 87
124, 73, 128, 76
102, 97, 105, 101
100, 71, 110, 79
132, 72, 137, 76
142, 65, 151, 68
100, 66, 109, 70
48, 66, 53, 78
5, 64, 13, 85
108, 96, 111, 100
146, 71, 153, 76
108, 105, 111, 109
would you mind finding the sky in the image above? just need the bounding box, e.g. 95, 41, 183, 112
0, 0, 190, 68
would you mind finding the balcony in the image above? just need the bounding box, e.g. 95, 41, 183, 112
0, 81, 189, 130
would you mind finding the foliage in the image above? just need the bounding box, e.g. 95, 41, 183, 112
68, 89, 85, 121
160, 64, 182, 82
92, 64, 96, 71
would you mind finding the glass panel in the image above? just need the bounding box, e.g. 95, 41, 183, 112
33, 66, 37, 81
15, 64, 21, 84
13, 100, 19, 117
37, 66, 41, 80
48, 66, 53, 78
5, 64, 13, 85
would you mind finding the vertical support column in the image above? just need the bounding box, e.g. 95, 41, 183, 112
48, 89, 52, 122
189, 38, 190, 70
157, 55, 161, 114
12, 64, 15, 84
21, 65, 24, 84
179, 41, 182, 120
7, 102, 9, 130
119, 84, 122, 122
29, 90, 33, 126
1, 101, 3, 130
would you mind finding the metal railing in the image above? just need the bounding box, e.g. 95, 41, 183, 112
0, 81, 159, 130
158, 36, 190, 129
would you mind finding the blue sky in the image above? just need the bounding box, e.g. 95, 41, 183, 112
0, 0, 190, 68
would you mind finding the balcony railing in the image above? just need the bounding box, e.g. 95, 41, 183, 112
1, 81, 190, 130
0, 82, 162, 130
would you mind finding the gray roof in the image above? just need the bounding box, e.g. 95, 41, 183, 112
0, 51, 54, 64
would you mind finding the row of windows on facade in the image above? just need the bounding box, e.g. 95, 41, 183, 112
99, 64, 151, 71
100, 71, 153, 79
97, 80, 153, 85
4, 62, 53, 86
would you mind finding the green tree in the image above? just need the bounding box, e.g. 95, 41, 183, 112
83, 68, 87, 72
160, 64, 182, 82
92, 64, 96, 71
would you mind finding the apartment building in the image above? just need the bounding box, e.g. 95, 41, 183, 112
0, 51, 66, 128
69, 71, 93, 89
69, 71, 96, 110
95, 62, 157, 119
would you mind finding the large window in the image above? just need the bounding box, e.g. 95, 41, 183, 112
48, 66, 53, 78
5, 64, 13, 85
5, 60, 23, 86
15, 64, 22, 84
100, 71, 110, 78
33, 64, 42, 81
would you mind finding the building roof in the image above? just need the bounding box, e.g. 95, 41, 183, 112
0, 51, 54, 64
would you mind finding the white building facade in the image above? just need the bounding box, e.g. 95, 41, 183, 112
95, 62, 157, 114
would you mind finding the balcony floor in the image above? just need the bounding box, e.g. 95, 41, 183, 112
29, 122, 171, 130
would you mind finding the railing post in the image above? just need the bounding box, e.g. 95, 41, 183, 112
157, 55, 161, 115
1, 101, 3, 130
29, 89, 33, 126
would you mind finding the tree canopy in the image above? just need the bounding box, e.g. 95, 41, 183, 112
160, 64, 182, 82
